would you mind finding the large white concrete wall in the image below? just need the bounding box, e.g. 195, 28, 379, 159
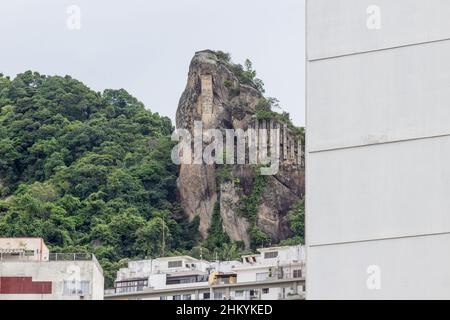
91, 260, 105, 300
306, 0, 450, 299
307, 0, 450, 60
308, 40, 450, 152
308, 233, 450, 299
0, 261, 104, 300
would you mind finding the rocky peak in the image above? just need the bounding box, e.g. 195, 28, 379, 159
176, 50, 304, 248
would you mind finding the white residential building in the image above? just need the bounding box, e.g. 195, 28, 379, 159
0, 238, 104, 300
114, 256, 212, 294
232, 246, 305, 300
105, 244, 305, 300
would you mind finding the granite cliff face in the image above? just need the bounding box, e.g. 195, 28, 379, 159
176, 50, 304, 248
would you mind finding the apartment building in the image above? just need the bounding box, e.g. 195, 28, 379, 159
233, 246, 305, 300
113, 256, 212, 294
105, 245, 305, 300
0, 238, 104, 300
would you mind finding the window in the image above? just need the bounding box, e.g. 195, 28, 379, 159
173, 295, 182, 300
256, 272, 269, 282
293, 269, 302, 278
203, 293, 210, 300
235, 290, 244, 298
244, 256, 257, 263
24, 250, 34, 256
214, 292, 223, 300
198, 275, 208, 282
160, 296, 167, 300
264, 251, 278, 259
168, 260, 182, 268
63, 280, 90, 296
183, 294, 192, 300
180, 277, 193, 284
262, 288, 270, 294
166, 276, 198, 285
115, 279, 147, 293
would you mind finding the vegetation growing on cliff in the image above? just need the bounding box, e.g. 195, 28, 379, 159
255, 97, 305, 141
204, 202, 230, 250
239, 168, 265, 225
280, 198, 305, 246
215, 51, 265, 93
215, 50, 302, 136
199, 201, 245, 261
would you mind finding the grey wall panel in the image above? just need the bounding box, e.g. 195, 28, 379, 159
308, 39, 450, 152
308, 136, 450, 246
307, 233, 450, 300
307, 0, 450, 60
306, 0, 450, 299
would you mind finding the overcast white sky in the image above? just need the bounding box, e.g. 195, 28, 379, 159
0, 0, 305, 126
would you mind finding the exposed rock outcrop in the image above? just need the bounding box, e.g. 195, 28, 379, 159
176, 50, 305, 248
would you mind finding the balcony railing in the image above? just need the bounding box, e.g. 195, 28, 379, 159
49, 253, 103, 275
49, 253, 93, 261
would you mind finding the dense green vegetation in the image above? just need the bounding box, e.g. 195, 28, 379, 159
216, 51, 265, 93
255, 97, 305, 141
205, 202, 230, 248
280, 199, 305, 246
0, 71, 198, 286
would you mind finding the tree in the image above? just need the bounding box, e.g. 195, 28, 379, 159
135, 216, 169, 257
281, 199, 305, 245
249, 226, 270, 249
204, 202, 230, 251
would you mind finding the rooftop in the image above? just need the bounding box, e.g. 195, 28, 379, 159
257, 245, 300, 252
166, 270, 208, 277
154, 255, 200, 262
0, 237, 45, 240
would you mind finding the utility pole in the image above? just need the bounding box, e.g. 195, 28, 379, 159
162, 219, 166, 257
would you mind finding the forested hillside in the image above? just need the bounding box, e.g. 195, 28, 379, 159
0, 71, 199, 286
0, 65, 305, 287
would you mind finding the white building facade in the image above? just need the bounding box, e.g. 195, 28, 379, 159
306, 0, 450, 299
0, 238, 49, 262
233, 246, 305, 300
114, 256, 212, 295
0, 238, 104, 300
106, 245, 305, 300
